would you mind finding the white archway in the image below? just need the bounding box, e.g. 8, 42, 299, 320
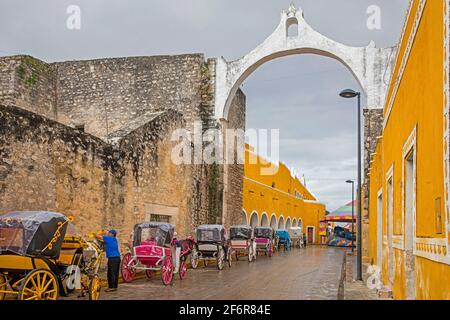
214, 4, 395, 120
249, 211, 259, 227
286, 217, 291, 229
298, 218, 303, 232
292, 218, 297, 227
278, 216, 285, 230
269, 214, 277, 229
241, 210, 248, 225
260, 213, 269, 227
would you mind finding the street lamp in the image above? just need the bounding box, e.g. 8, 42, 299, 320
346, 180, 355, 253
340, 88, 363, 281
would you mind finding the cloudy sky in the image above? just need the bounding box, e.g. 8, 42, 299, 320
0, 0, 409, 211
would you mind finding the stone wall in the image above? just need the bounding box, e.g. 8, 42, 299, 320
0, 104, 196, 241
0, 56, 57, 120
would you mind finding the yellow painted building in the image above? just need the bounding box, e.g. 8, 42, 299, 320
242, 145, 326, 244
367, 0, 450, 299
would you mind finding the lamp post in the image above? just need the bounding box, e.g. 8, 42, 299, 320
346, 180, 355, 253
340, 89, 362, 281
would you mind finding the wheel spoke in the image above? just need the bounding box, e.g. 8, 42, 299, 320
41, 273, 47, 291
25, 294, 39, 300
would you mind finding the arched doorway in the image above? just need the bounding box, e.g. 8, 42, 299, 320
249, 212, 259, 227
241, 210, 248, 225
292, 218, 297, 227
269, 214, 277, 229
278, 216, 285, 230
260, 213, 269, 227
285, 217, 291, 229
298, 219, 303, 232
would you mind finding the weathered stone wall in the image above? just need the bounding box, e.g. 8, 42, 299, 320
0, 56, 57, 120
222, 89, 246, 227
53, 54, 206, 138
0, 104, 195, 242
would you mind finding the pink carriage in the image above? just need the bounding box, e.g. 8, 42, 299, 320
121, 222, 194, 286
229, 225, 256, 262
254, 227, 275, 257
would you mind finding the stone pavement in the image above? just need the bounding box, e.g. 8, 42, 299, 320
342, 251, 384, 300
102, 246, 347, 300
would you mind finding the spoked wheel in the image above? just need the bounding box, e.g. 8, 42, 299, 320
179, 259, 188, 280
0, 274, 7, 300
190, 248, 199, 269
19, 269, 58, 300
161, 257, 174, 286
227, 249, 232, 268
121, 253, 136, 283
145, 270, 154, 279
216, 247, 225, 270
88, 275, 101, 301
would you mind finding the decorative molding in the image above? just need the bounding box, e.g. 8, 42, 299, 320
414, 237, 450, 264
393, 235, 405, 250
384, 0, 427, 128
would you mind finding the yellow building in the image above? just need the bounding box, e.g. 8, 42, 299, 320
366, 0, 450, 299
242, 145, 326, 244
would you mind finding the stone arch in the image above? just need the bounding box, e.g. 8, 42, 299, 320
214, 4, 395, 120
286, 217, 291, 229
278, 215, 285, 230
241, 209, 248, 225
260, 213, 269, 227
292, 218, 297, 227
249, 211, 259, 227
269, 214, 277, 229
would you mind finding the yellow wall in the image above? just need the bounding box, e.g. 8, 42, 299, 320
367, 0, 450, 299
243, 145, 326, 244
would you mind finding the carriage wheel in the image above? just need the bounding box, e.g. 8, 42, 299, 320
227, 249, 232, 268
121, 253, 136, 283
145, 270, 154, 279
18, 269, 58, 300
179, 259, 188, 280
88, 275, 101, 301
235, 252, 239, 261
190, 248, 199, 269
248, 246, 253, 262
203, 259, 208, 268
0, 274, 7, 300
216, 247, 225, 270
268, 247, 273, 257
161, 257, 174, 286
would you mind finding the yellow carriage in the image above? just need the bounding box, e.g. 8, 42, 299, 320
0, 211, 104, 300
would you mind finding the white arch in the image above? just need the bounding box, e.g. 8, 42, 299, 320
286, 217, 291, 229
214, 4, 395, 120
269, 214, 277, 229
260, 213, 269, 227
249, 211, 259, 228
298, 218, 303, 232
292, 218, 297, 227
278, 215, 285, 230
241, 209, 248, 225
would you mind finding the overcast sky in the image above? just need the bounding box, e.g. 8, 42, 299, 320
0, 0, 409, 211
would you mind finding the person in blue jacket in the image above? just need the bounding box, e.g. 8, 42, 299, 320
99, 230, 121, 292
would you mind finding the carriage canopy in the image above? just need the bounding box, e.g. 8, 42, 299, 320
0, 211, 69, 259
275, 229, 291, 240
229, 225, 253, 240
196, 224, 226, 242
133, 222, 175, 247
288, 227, 302, 237
254, 227, 274, 239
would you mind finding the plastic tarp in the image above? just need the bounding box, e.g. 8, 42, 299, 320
275, 230, 291, 241
0, 211, 69, 259
196, 224, 225, 242
254, 227, 274, 239
288, 227, 302, 237
229, 225, 253, 240
133, 222, 175, 247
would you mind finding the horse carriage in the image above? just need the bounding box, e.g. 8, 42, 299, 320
288, 227, 304, 248
0, 211, 104, 300
121, 222, 195, 286
275, 230, 291, 251
228, 225, 256, 262
254, 227, 274, 257
191, 225, 230, 270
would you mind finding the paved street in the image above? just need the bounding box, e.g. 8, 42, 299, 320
103, 246, 348, 300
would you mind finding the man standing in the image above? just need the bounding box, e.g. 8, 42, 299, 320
101, 230, 121, 292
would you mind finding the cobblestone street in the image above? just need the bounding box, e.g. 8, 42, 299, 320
103, 246, 348, 300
